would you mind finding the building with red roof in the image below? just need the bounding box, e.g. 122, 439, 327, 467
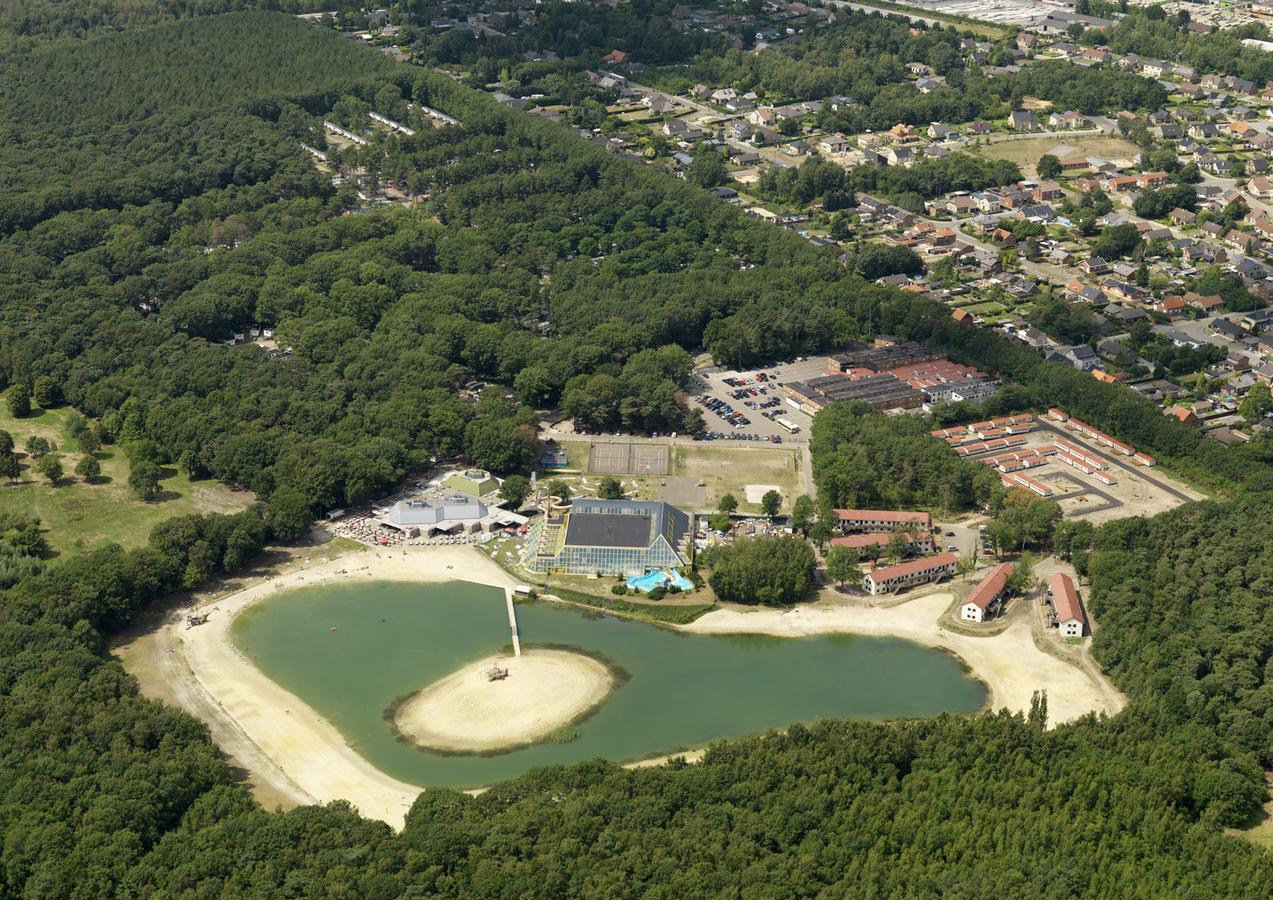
960, 563, 1013, 623
1047, 573, 1086, 638
831, 531, 935, 555
862, 552, 958, 596
835, 509, 933, 533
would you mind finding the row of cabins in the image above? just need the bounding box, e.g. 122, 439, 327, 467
1001, 471, 1053, 497
323, 121, 368, 146
368, 111, 415, 137
1044, 409, 1151, 461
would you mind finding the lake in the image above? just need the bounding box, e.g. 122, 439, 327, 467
231, 580, 985, 788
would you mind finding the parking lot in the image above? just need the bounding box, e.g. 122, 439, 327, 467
690, 358, 828, 443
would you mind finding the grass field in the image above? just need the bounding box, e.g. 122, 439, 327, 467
537, 441, 804, 514
671, 444, 801, 513
0, 406, 253, 557
971, 136, 1141, 178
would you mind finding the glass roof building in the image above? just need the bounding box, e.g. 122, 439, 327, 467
522, 499, 691, 576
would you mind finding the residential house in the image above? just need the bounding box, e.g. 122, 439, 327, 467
887, 122, 918, 143
1165, 405, 1202, 427
817, 133, 851, 155
1033, 181, 1064, 201
1008, 109, 1040, 131
1080, 256, 1109, 275
1170, 208, 1196, 226
1104, 304, 1150, 325
1248, 176, 1273, 199
1060, 345, 1099, 371
1188, 292, 1224, 313
1049, 110, 1087, 129
884, 146, 914, 166
1156, 123, 1184, 141
1230, 121, 1257, 142
1152, 296, 1187, 317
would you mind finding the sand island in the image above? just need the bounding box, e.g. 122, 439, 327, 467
392, 648, 615, 753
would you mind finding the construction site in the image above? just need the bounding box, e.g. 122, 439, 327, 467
933, 412, 1206, 523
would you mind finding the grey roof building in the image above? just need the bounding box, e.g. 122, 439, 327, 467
523, 499, 691, 576
380, 496, 525, 537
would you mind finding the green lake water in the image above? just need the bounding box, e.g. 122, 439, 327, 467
231, 580, 985, 788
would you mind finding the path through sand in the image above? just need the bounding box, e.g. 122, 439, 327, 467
394, 649, 613, 753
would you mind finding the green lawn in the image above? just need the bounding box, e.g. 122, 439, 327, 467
1, 405, 253, 557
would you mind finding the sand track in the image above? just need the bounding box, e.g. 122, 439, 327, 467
394, 649, 614, 753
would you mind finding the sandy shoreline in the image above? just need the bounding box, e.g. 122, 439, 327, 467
683, 591, 1126, 727
173, 544, 519, 829
394, 648, 614, 753
122, 543, 1126, 831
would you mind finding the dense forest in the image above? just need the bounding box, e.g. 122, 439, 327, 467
811, 402, 999, 514
2, 6, 1273, 897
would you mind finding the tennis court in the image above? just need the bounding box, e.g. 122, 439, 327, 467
587, 442, 669, 476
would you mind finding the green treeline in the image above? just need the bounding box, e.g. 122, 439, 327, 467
1081, 495, 1273, 772
811, 402, 999, 513
1, 9, 1273, 897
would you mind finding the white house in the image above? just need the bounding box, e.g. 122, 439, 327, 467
1047, 573, 1087, 637
960, 563, 1014, 623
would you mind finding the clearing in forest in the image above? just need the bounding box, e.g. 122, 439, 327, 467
0, 406, 252, 556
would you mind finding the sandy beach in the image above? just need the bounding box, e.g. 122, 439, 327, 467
166, 543, 519, 829
394, 649, 614, 753
683, 591, 1126, 727
119, 542, 1126, 831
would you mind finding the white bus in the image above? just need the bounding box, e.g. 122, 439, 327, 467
776, 418, 801, 434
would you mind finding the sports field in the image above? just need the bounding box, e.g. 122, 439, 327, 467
544, 441, 803, 513
0, 406, 252, 556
